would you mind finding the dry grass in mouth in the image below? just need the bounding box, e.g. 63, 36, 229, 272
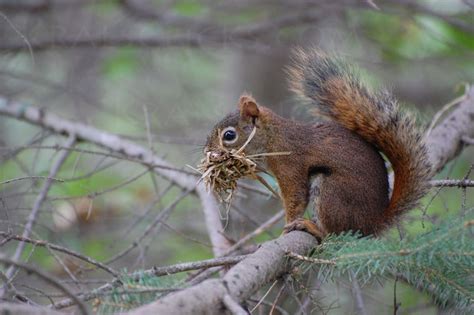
191, 128, 290, 203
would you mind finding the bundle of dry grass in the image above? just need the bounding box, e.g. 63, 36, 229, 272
193, 128, 289, 203
197, 146, 257, 202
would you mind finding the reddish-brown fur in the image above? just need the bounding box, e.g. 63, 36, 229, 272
205, 49, 432, 239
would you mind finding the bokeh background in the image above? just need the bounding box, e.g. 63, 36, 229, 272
0, 0, 473, 314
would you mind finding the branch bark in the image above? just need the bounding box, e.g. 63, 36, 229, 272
0, 303, 63, 315
426, 85, 474, 172
0, 96, 228, 261
1, 84, 473, 314
123, 86, 474, 314
126, 231, 315, 315
1, 135, 76, 290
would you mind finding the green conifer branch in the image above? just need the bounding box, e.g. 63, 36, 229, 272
290, 210, 474, 313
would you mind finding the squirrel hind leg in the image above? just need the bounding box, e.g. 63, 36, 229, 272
283, 218, 326, 241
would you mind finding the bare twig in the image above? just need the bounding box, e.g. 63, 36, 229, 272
0, 256, 89, 315
0, 303, 63, 315
285, 252, 336, 265
197, 186, 232, 257
0, 96, 228, 265
0, 97, 196, 189
430, 179, 474, 187
250, 280, 278, 312
126, 231, 316, 315
103, 189, 192, 265
350, 271, 368, 315
223, 294, 248, 315
0, 231, 119, 277
0, 176, 64, 185
220, 210, 285, 257
269, 282, 286, 315
53, 255, 246, 309
2, 135, 76, 288
462, 136, 474, 145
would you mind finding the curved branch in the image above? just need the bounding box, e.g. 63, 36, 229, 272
0, 96, 228, 275
0, 256, 89, 315
0, 232, 119, 277
123, 86, 474, 314
427, 86, 474, 172
127, 231, 315, 315
1, 83, 473, 314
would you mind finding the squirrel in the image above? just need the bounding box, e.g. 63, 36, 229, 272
204, 48, 432, 239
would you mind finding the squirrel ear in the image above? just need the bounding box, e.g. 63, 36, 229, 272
239, 94, 260, 121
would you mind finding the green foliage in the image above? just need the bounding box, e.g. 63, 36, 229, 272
353, 10, 474, 61
90, 0, 119, 14
96, 271, 181, 314
102, 48, 139, 79
306, 210, 474, 313
173, 0, 205, 17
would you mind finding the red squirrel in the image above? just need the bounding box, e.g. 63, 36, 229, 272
204, 49, 432, 239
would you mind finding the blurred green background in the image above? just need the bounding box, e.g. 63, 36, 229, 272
0, 0, 473, 314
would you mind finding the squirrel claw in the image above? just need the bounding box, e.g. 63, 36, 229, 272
284, 218, 324, 241
284, 218, 308, 233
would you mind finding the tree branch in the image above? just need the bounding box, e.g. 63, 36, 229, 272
427, 85, 474, 172
126, 231, 315, 315
0, 96, 229, 256
52, 255, 246, 310
121, 86, 474, 314
1, 83, 473, 314
0, 256, 89, 315
0, 303, 63, 315
0, 231, 119, 277
1, 135, 76, 289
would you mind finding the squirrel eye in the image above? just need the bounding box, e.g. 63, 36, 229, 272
222, 127, 238, 144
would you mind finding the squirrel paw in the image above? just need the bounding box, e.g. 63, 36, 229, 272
283, 218, 324, 240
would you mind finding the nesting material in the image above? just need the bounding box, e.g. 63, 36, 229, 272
194, 127, 290, 203
198, 147, 257, 202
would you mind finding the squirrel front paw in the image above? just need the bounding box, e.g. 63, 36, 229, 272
284, 218, 324, 240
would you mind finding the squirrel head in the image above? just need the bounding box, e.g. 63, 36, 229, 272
205, 94, 270, 159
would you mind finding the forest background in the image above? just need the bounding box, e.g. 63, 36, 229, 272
0, 0, 473, 314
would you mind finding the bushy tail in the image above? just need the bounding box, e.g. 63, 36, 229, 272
288, 48, 432, 229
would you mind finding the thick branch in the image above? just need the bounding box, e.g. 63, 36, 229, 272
1, 84, 473, 314
127, 231, 315, 315
52, 255, 246, 309
427, 86, 474, 172
122, 86, 474, 314
0, 303, 63, 315
0, 96, 228, 256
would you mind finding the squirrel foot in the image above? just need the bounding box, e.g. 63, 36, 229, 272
283, 218, 325, 241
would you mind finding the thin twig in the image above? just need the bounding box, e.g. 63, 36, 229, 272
0, 231, 119, 277
462, 136, 474, 145
0, 176, 64, 185
285, 252, 336, 265
223, 294, 248, 315
430, 179, 474, 187
0, 256, 89, 315
2, 135, 76, 288
250, 280, 278, 313
52, 255, 246, 309
102, 189, 192, 265
269, 282, 286, 315
350, 270, 368, 315
220, 210, 285, 257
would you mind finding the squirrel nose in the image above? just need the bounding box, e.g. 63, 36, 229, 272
209, 151, 222, 160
